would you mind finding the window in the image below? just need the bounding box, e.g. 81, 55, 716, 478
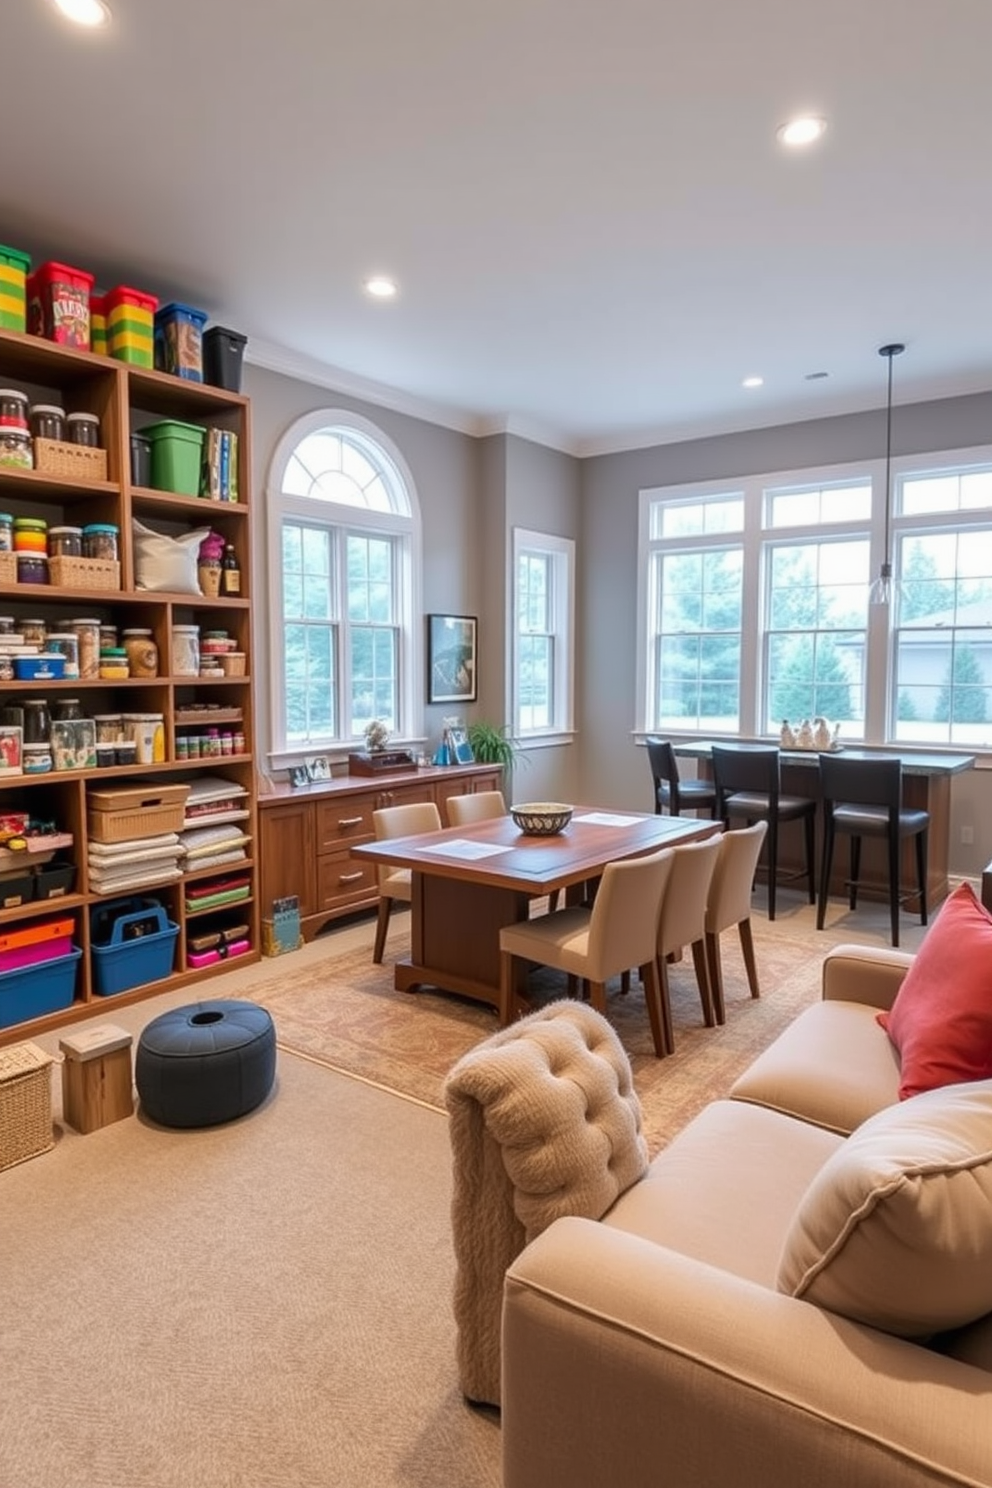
512, 529, 575, 740
638, 450, 992, 751
268, 412, 421, 759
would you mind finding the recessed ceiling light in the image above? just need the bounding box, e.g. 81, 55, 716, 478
742, 375, 764, 389
52, 0, 111, 26
776, 116, 827, 148
364, 276, 398, 300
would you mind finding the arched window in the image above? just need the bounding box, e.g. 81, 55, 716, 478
267, 410, 422, 753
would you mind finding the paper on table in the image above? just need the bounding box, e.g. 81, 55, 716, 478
572, 811, 642, 827
424, 838, 511, 860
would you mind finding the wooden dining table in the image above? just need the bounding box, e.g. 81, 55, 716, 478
350, 806, 717, 1011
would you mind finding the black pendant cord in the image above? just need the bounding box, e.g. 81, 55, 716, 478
878, 342, 905, 581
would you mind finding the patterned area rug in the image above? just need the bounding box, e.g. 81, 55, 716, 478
243, 908, 851, 1153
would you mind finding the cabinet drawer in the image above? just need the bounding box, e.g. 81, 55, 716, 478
316, 797, 376, 850
316, 848, 379, 910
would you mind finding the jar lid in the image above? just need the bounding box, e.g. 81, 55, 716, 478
14, 517, 48, 530
173, 624, 200, 632
67, 411, 100, 424
45, 632, 77, 640
122, 628, 153, 637
0, 389, 28, 401
48, 525, 83, 536
69, 617, 102, 625
0, 514, 13, 522
17, 553, 48, 564
100, 647, 127, 657
82, 523, 119, 534
29, 403, 65, 416
23, 743, 51, 755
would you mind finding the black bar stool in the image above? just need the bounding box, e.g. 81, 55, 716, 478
711, 745, 816, 921
816, 753, 929, 948
646, 738, 717, 817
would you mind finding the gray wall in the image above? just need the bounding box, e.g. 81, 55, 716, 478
579, 392, 992, 878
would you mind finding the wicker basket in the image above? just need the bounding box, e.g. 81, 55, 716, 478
49, 555, 121, 592
0, 1041, 54, 1172
0, 550, 15, 585
219, 652, 246, 677
87, 781, 190, 844
33, 437, 109, 482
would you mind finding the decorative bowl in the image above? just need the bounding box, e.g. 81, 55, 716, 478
510, 802, 573, 836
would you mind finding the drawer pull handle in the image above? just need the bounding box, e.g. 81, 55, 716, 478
337, 816, 364, 828
338, 871, 364, 884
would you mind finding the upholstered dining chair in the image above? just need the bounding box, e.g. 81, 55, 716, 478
371, 800, 443, 963
816, 753, 929, 948
646, 737, 717, 817
710, 745, 816, 921
703, 820, 768, 1024
445, 789, 507, 826
653, 833, 723, 1051
498, 847, 675, 1056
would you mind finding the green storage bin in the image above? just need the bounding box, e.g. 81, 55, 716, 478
144, 419, 205, 496
0, 244, 31, 332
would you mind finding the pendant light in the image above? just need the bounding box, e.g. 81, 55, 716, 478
869, 341, 905, 606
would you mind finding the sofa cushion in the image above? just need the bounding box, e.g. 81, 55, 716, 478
877, 881, 992, 1099
777, 1079, 992, 1336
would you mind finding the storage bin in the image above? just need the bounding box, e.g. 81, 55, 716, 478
14, 654, 65, 681
32, 860, 76, 900
0, 871, 34, 909
89, 293, 107, 356
187, 937, 250, 969
130, 431, 152, 487
0, 948, 81, 1031
144, 419, 205, 496
105, 285, 158, 367
0, 1040, 54, 1168
203, 326, 247, 392
27, 261, 94, 349
87, 781, 190, 843
0, 916, 75, 973
90, 898, 179, 995
154, 301, 208, 381
0, 244, 31, 332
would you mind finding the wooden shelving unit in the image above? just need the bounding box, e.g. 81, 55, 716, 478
0, 328, 258, 1045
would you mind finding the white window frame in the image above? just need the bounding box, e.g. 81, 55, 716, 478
511, 527, 575, 745
266, 409, 423, 768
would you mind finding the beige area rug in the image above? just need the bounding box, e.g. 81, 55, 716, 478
0, 1050, 500, 1488
242, 899, 927, 1155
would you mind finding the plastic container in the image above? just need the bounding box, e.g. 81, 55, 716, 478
13, 517, 47, 551
32, 860, 77, 901
0, 389, 28, 428
0, 515, 11, 551
89, 293, 107, 356
15, 554, 48, 585
0, 245, 31, 333
144, 419, 206, 496
171, 625, 201, 676
66, 412, 102, 448
27, 261, 95, 348
82, 522, 119, 560
122, 629, 158, 678
105, 285, 158, 367
130, 431, 152, 486
0, 429, 32, 470
203, 326, 247, 392
29, 404, 65, 442
44, 632, 80, 680
154, 302, 208, 381
0, 945, 81, 1028
69, 618, 101, 679
47, 526, 83, 558
90, 899, 179, 995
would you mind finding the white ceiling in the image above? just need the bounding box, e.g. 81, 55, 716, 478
4, 0, 992, 455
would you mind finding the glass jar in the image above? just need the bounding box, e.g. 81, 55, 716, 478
44, 633, 80, 681
171, 624, 200, 677
16, 618, 46, 648
0, 514, 12, 551
0, 429, 32, 469
22, 699, 51, 745
16, 553, 48, 584
51, 697, 83, 722
23, 743, 53, 775
99, 623, 118, 651
0, 389, 29, 428
47, 526, 83, 558
82, 523, 119, 561
66, 411, 101, 448
122, 628, 159, 678
13, 517, 48, 552
93, 714, 123, 745
98, 647, 129, 680
69, 618, 101, 680
29, 404, 66, 442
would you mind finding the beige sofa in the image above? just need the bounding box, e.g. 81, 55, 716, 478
501, 944, 992, 1488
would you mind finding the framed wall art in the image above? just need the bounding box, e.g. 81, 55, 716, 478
427, 614, 477, 704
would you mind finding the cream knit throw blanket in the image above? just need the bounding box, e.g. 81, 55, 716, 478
444, 1000, 649, 1406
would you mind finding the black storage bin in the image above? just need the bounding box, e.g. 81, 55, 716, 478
130, 432, 152, 487
33, 860, 77, 902
203, 326, 247, 393
0, 871, 34, 910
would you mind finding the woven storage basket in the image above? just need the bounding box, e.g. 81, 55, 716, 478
0, 550, 15, 584
33, 438, 108, 482
219, 652, 246, 677
49, 555, 121, 592
0, 1041, 54, 1171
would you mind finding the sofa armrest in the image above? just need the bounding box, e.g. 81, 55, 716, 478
821, 943, 915, 1011
503, 1218, 991, 1488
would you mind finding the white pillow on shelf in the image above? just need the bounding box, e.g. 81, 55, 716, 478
133, 519, 212, 594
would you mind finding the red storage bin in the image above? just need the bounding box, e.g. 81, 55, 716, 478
27, 261, 95, 349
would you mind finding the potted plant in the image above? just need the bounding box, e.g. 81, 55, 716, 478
466, 720, 525, 774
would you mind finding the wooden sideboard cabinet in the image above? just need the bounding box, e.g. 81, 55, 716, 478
258, 763, 501, 940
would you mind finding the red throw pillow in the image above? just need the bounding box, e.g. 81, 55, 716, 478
878, 881, 992, 1099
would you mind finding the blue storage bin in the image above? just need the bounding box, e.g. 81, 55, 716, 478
91, 898, 179, 996
154, 301, 207, 382
0, 946, 81, 1029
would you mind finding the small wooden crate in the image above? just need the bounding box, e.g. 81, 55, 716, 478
33, 437, 108, 482
59, 1024, 133, 1134
0, 550, 16, 584
0, 1041, 54, 1171
87, 782, 190, 844
49, 555, 121, 592
219, 652, 246, 677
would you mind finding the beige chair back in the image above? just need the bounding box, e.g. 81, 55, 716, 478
372, 800, 442, 896
585, 848, 674, 983
705, 822, 767, 934
446, 790, 507, 827
657, 834, 722, 959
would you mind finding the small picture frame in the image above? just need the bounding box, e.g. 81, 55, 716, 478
445, 725, 475, 765
305, 754, 331, 783
288, 764, 310, 789
428, 614, 478, 704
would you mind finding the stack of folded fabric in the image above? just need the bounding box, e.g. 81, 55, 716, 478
180, 822, 251, 873
88, 833, 184, 895
181, 774, 250, 828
